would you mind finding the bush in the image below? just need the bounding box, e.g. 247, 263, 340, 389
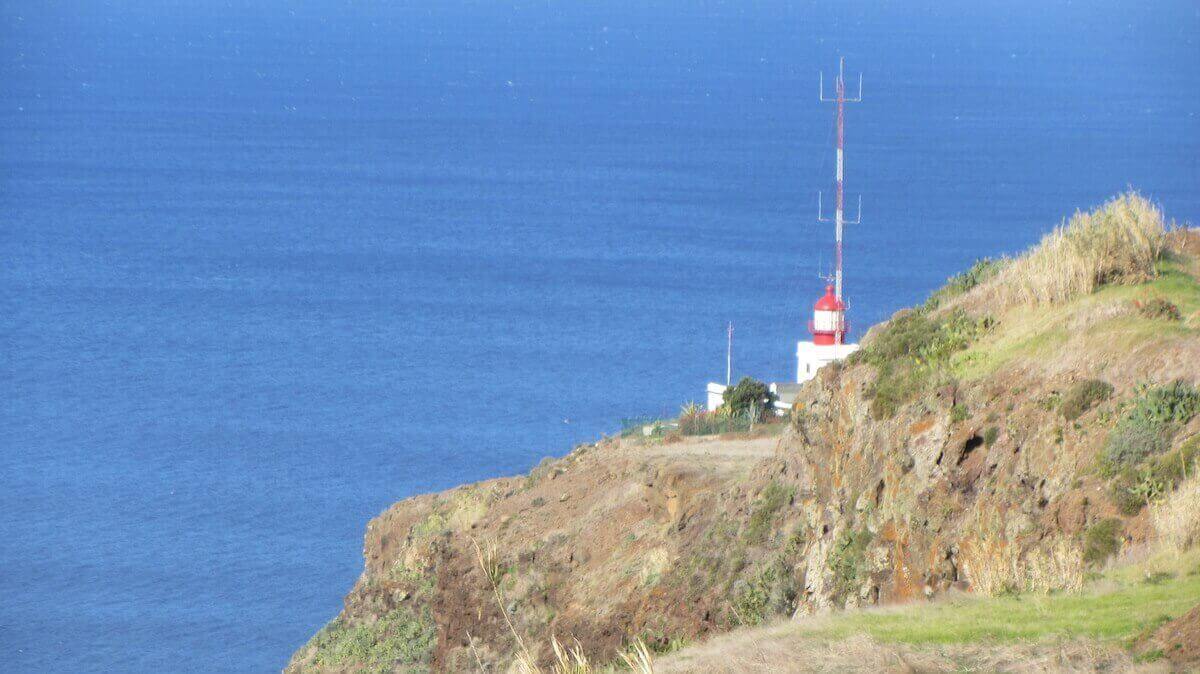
721, 377, 776, 420
745, 481, 794, 543
731, 561, 794, 626
1149, 436, 1200, 489
1083, 519, 1123, 566
1103, 424, 1172, 476
862, 309, 990, 420
1061, 379, 1114, 421
983, 426, 1000, 447
1112, 465, 1169, 515
1100, 381, 1200, 475
1123, 381, 1200, 429
827, 527, 873, 597
1135, 296, 1182, 321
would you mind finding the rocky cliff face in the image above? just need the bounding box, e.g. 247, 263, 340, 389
287, 203, 1199, 673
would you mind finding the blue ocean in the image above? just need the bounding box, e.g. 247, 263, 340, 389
1, 1, 1197, 671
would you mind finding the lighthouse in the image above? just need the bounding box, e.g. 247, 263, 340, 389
796, 59, 861, 383
704, 59, 864, 411
797, 284, 858, 382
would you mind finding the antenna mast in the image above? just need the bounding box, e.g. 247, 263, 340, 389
818, 58, 862, 308
725, 321, 733, 386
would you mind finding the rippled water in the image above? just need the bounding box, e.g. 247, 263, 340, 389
2, 1, 1197, 671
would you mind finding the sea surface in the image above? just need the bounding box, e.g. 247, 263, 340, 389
1, 1, 1197, 671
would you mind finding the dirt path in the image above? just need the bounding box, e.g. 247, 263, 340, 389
627, 434, 780, 476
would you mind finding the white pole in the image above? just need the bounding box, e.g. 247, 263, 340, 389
726, 322, 733, 386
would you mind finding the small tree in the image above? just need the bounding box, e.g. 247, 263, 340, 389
722, 377, 776, 421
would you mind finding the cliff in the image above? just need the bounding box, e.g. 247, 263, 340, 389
287, 194, 1200, 672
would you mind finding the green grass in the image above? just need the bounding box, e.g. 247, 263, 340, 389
304, 607, 437, 673
789, 552, 1200, 647
949, 258, 1200, 382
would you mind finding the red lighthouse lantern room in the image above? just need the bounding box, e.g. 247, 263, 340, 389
809, 285, 847, 345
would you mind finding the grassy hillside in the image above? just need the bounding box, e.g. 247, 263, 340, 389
659, 550, 1200, 672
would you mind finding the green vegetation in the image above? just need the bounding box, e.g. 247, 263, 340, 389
721, 377, 776, 419
938, 199, 1198, 384
925, 257, 1004, 310
797, 572, 1200, 646
1101, 381, 1200, 476
745, 481, 794, 543
950, 403, 969, 424
1111, 435, 1200, 515
624, 394, 788, 441
1134, 295, 1182, 321
678, 412, 754, 436
983, 426, 1000, 447
1061, 379, 1114, 421
857, 309, 991, 419
732, 562, 790, 626
1120, 380, 1200, 429
304, 608, 437, 673
1083, 519, 1123, 566
827, 527, 873, 597
1099, 381, 1199, 514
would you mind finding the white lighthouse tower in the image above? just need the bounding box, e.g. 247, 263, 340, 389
796, 284, 858, 382
797, 59, 861, 383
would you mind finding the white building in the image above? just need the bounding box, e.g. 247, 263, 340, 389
707, 284, 859, 412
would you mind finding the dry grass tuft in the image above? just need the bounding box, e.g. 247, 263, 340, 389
983, 192, 1167, 308
959, 538, 1084, 597
1151, 465, 1200, 553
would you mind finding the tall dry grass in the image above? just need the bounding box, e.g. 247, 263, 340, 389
985, 192, 1166, 308
1151, 465, 1200, 553
469, 536, 655, 674
959, 538, 1084, 597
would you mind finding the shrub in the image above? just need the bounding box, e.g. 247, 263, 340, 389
1112, 465, 1169, 515
827, 527, 873, 597
1061, 379, 1114, 421
983, 426, 1000, 447
731, 561, 793, 626
867, 366, 922, 420
721, 377, 776, 420
1102, 423, 1172, 474
950, 404, 969, 424
1135, 296, 1182, 321
745, 481, 793, 543
862, 309, 990, 419
1101, 381, 1200, 475
1149, 436, 1200, 489
1112, 437, 1200, 515
1123, 381, 1200, 429
1083, 519, 1123, 566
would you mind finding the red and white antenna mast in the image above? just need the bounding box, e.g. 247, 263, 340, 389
818, 58, 862, 307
